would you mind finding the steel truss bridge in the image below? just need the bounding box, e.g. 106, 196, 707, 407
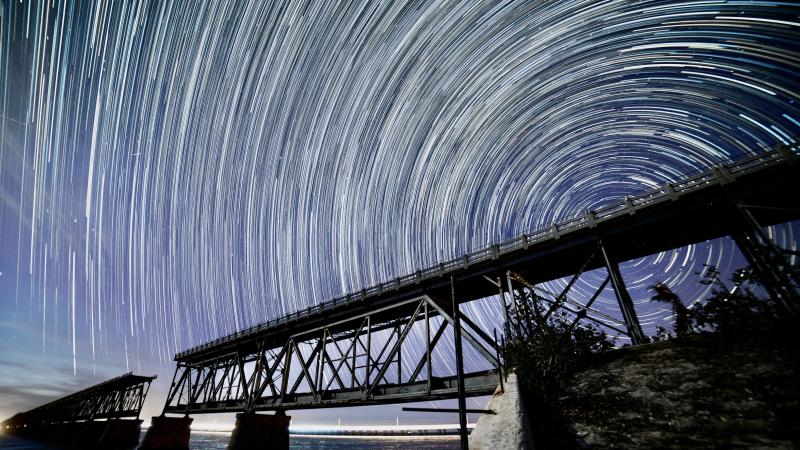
163, 146, 799, 419
2, 373, 155, 432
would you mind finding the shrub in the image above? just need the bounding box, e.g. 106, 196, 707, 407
505, 291, 614, 407
690, 265, 777, 335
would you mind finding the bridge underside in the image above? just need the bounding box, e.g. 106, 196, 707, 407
170, 371, 498, 413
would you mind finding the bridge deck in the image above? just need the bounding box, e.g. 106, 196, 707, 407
176, 148, 799, 366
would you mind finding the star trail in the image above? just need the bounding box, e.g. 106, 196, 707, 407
1, 0, 799, 418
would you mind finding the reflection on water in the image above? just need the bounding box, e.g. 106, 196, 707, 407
0, 431, 460, 449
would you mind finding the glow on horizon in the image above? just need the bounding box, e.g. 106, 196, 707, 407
183, 422, 477, 434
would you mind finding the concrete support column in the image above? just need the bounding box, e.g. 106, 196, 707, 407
227, 411, 291, 450
51, 422, 82, 443
100, 419, 144, 448
45, 423, 71, 442
73, 421, 108, 446
139, 415, 193, 450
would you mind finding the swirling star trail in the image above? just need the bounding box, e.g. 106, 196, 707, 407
1, 0, 798, 421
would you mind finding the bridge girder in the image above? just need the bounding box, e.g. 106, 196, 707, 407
164, 295, 503, 414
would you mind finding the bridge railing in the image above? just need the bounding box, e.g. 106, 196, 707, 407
176, 145, 796, 360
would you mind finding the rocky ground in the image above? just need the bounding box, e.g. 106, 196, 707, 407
558, 333, 800, 449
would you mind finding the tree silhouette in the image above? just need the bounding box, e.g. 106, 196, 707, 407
649, 282, 692, 337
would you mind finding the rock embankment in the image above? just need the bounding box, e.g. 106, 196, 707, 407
559, 334, 799, 449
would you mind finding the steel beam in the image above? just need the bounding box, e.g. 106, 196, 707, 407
403, 407, 494, 414
733, 204, 800, 316
452, 277, 469, 450
600, 240, 646, 345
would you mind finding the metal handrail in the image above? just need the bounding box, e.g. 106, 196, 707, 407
175, 145, 796, 359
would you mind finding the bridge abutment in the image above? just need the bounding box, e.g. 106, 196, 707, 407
227, 411, 291, 450
139, 415, 193, 450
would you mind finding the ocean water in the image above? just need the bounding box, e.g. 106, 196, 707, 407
0, 432, 460, 449
194, 432, 460, 449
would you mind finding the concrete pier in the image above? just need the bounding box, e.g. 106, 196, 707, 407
73, 420, 107, 446
469, 374, 533, 450
100, 419, 144, 448
6, 419, 142, 448
227, 412, 291, 450
139, 415, 193, 450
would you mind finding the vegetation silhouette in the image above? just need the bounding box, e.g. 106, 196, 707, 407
689, 264, 781, 335
649, 282, 692, 337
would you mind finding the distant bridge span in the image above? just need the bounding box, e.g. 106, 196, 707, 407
2, 373, 155, 448
155, 148, 798, 442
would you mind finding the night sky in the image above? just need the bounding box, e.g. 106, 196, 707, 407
1, 0, 799, 427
